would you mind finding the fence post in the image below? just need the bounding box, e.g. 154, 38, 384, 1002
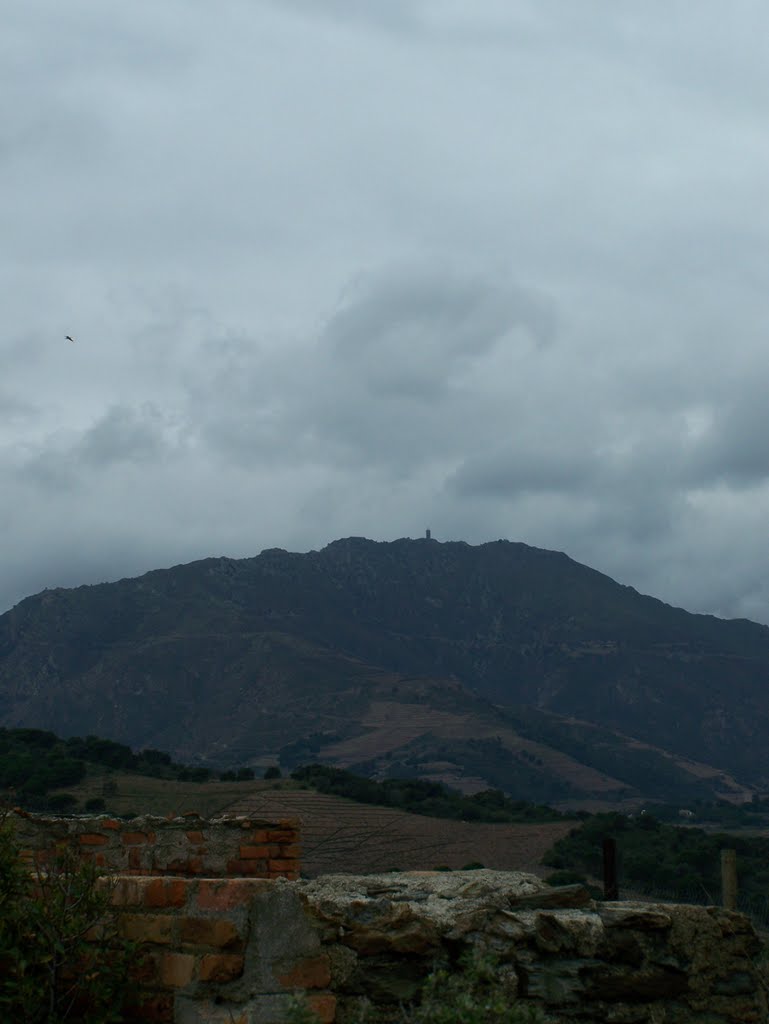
721, 848, 737, 911
602, 837, 618, 900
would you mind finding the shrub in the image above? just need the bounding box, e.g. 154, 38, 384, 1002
264, 765, 282, 780
0, 804, 145, 1022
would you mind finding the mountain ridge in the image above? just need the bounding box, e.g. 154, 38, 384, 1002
2, 536, 768, 802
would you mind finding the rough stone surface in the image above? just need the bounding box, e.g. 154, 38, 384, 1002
107, 870, 767, 1022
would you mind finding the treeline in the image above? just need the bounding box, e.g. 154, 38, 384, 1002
0, 728, 210, 806
290, 764, 568, 823
543, 812, 769, 900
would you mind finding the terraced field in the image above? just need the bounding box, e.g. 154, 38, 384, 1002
226, 788, 575, 877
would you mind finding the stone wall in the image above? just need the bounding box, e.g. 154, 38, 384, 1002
10, 809, 300, 879
107, 870, 767, 1023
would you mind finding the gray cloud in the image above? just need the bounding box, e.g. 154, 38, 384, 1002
3, 1, 769, 628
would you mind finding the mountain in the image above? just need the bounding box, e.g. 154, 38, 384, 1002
1, 536, 768, 804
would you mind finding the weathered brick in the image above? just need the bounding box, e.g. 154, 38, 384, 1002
267, 830, 297, 842
121, 831, 156, 845
238, 844, 275, 859
279, 844, 302, 858
226, 858, 265, 876
197, 879, 272, 910
278, 954, 332, 990
109, 872, 148, 905
249, 829, 272, 843
185, 830, 206, 844
159, 951, 197, 988
101, 818, 122, 830
78, 833, 108, 846
165, 856, 204, 875
198, 953, 245, 982
118, 913, 174, 945
268, 859, 299, 873
128, 848, 143, 870
179, 916, 242, 949
144, 878, 188, 908
307, 993, 337, 1023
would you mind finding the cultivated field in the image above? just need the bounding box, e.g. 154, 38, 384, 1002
225, 788, 576, 877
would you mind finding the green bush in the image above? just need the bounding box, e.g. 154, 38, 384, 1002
0, 805, 145, 1023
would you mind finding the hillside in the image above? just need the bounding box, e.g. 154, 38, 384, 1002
1, 536, 769, 800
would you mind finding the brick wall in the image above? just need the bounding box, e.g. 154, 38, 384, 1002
108, 875, 335, 1024
10, 809, 300, 879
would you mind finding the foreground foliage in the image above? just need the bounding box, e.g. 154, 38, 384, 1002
0, 805, 143, 1023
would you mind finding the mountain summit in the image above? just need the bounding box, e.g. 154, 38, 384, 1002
2, 537, 768, 802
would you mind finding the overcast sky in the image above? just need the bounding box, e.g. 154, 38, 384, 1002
3, 1, 769, 624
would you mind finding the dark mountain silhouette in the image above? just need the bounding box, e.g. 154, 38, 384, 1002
1, 536, 768, 804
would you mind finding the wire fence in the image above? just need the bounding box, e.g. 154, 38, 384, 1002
616, 880, 769, 932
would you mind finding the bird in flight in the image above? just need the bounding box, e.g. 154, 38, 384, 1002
65, 335, 74, 343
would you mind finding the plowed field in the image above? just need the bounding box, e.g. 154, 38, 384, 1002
226, 789, 575, 877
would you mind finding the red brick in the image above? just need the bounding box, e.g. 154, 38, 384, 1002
128, 848, 143, 870
78, 833, 109, 846
306, 993, 337, 1023
278, 955, 331, 990
279, 843, 302, 858
144, 878, 188, 908
159, 951, 197, 988
268, 859, 298, 873
179, 916, 242, 950
185, 830, 205, 844
226, 858, 265, 876
118, 913, 174, 945
198, 953, 245, 982
238, 844, 275, 859
121, 831, 156, 845
197, 879, 272, 910
101, 819, 122, 830
110, 877, 145, 906
249, 829, 272, 843
267, 830, 297, 842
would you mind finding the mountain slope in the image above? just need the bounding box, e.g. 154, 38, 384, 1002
1, 536, 768, 796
